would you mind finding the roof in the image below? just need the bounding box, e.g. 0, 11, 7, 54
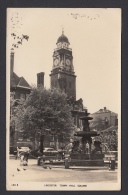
56, 34, 69, 44
91, 108, 118, 116
11, 72, 31, 89
18, 77, 30, 88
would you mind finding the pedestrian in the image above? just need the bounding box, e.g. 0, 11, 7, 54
19, 150, 30, 166
23, 151, 29, 163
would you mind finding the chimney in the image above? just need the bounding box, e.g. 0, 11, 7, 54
37, 72, 45, 87
104, 107, 106, 111
10, 51, 14, 77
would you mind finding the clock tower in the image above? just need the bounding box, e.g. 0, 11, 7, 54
50, 30, 76, 100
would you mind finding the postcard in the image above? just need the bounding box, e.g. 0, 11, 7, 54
6, 8, 121, 191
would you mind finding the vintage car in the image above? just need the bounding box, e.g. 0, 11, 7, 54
44, 147, 57, 155
37, 147, 63, 165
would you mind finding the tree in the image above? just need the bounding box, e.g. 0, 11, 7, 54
96, 130, 118, 151
15, 86, 75, 142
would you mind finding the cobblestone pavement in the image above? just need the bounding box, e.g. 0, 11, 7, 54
7, 158, 118, 183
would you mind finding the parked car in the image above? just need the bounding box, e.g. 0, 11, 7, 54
37, 147, 63, 165
44, 148, 65, 160
43, 147, 57, 155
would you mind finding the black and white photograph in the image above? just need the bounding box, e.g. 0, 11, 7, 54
6, 8, 121, 191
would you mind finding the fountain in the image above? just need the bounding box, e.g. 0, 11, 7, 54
65, 110, 104, 168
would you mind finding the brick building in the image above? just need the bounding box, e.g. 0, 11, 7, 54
10, 50, 31, 147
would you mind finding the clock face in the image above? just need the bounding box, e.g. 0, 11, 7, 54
54, 59, 59, 66
66, 59, 71, 66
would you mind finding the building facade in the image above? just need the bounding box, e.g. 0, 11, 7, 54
10, 50, 31, 147
90, 107, 118, 131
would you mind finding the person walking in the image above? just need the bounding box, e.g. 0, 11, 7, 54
23, 151, 29, 163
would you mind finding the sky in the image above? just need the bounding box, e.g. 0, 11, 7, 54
7, 8, 121, 114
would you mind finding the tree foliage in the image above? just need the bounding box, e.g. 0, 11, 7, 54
15, 87, 75, 138
96, 130, 118, 151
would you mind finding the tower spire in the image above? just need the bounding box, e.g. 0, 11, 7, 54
62, 28, 64, 35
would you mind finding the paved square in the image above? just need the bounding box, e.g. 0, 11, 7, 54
7, 158, 118, 183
